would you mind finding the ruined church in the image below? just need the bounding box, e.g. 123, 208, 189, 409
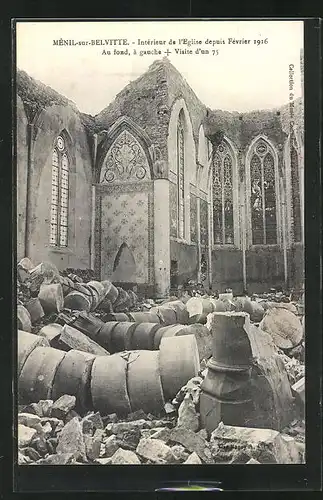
17, 56, 304, 297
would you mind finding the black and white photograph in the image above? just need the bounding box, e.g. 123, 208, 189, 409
15, 20, 305, 467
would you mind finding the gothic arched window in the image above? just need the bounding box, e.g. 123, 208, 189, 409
50, 135, 69, 247
290, 133, 301, 242
249, 139, 277, 245
177, 111, 185, 239
212, 140, 234, 244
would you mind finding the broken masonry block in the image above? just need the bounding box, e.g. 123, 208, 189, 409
209, 423, 301, 464
292, 376, 305, 405
169, 426, 213, 463
56, 416, 87, 462
28, 262, 60, 293
161, 300, 189, 324
100, 280, 119, 308
38, 283, 64, 314
151, 306, 177, 325
18, 424, 37, 448
110, 448, 141, 464
136, 438, 175, 464
59, 275, 76, 296
25, 298, 45, 324
183, 451, 202, 464
61, 310, 105, 342
60, 324, 110, 356
113, 288, 131, 313
87, 280, 107, 308
51, 394, 76, 420
159, 334, 200, 401
38, 323, 69, 351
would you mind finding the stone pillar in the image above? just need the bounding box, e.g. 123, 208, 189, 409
199, 312, 294, 435
154, 179, 170, 297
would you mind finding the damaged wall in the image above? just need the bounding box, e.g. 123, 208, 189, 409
17, 95, 29, 261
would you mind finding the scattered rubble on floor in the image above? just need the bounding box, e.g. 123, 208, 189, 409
16, 259, 305, 465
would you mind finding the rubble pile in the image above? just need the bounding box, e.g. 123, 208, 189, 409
17, 375, 304, 465
17, 259, 305, 465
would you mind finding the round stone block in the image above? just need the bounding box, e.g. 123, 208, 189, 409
18, 330, 50, 376
131, 323, 162, 350
153, 324, 186, 350
97, 322, 119, 351
110, 322, 138, 353
64, 291, 91, 313
154, 307, 177, 325
90, 354, 131, 416
17, 305, 32, 332
127, 351, 165, 414
52, 349, 96, 411
19, 346, 66, 403
159, 335, 200, 401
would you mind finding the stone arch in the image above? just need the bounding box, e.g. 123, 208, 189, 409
112, 242, 137, 283
208, 136, 240, 247
96, 116, 154, 183
168, 98, 196, 241
245, 135, 281, 248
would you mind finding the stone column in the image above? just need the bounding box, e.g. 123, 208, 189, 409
154, 179, 170, 297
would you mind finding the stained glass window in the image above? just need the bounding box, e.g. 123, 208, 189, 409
177, 113, 185, 239
250, 139, 277, 245
212, 141, 234, 244
50, 135, 69, 247
290, 135, 301, 242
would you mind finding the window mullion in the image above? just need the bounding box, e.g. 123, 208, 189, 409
261, 157, 266, 245
221, 157, 225, 245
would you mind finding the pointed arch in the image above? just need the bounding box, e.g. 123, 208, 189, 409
168, 98, 196, 241
284, 128, 303, 245
210, 136, 240, 246
245, 135, 281, 247
50, 131, 71, 247
97, 116, 154, 183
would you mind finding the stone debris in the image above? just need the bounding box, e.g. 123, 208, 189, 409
56, 417, 87, 462
18, 424, 37, 447
259, 307, 303, 350
210, 422, 302, 464
110, 448, 141, 465
136, 438, 176, 464
16, 261, 305, 466
177, 393, 200, 432
51, 395, 76, 420
183, 451, 202, 464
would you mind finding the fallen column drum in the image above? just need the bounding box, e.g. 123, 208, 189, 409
17, 330, 50, 377
18, 346, 66, 404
